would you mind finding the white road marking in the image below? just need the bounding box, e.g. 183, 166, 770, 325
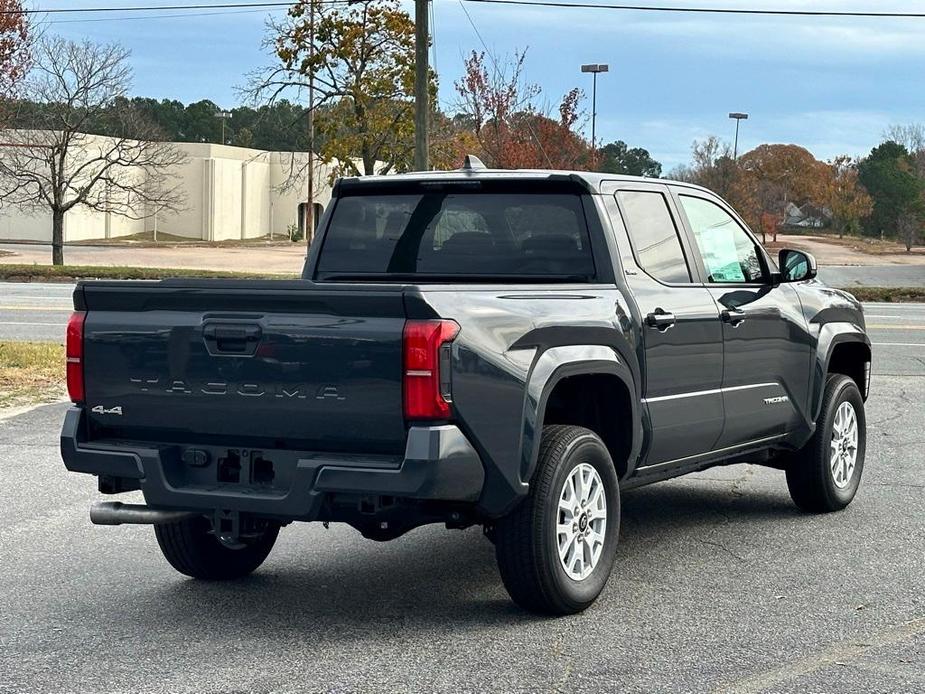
864, 314, 925, 319
866, 323, 925, 330
864, 303, 925, 310
0, 321, 63, 326
872, 342, 925, 347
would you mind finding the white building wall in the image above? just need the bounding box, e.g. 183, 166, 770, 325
154, 154, 205, 239
0, 209, 50, 242
0, 133, 355, 243
242, 158, 272, 239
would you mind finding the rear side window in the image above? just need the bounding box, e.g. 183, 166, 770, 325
616, 190, 691, 284
315, 192, 596, 280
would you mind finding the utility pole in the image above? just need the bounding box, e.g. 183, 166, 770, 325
306, 0, 316, 246
414, 0, 429, 171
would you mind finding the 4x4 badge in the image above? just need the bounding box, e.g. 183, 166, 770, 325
91, 405, 123, 416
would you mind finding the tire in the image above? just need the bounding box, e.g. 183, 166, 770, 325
786, 374, 866, 513
495, 425, 621, 615
154, 516, 279, 580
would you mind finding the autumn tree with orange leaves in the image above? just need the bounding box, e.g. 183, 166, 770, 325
674, 139, 869, 244
0, 0, 31, 101
454, 49, 589, 169
737, 144, 831, 242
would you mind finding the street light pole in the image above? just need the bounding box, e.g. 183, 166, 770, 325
581, 64, 609, 168
729, 112, 749, 159
215, 110, 232, 144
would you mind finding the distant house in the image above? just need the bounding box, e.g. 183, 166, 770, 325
782, 202, 831, 229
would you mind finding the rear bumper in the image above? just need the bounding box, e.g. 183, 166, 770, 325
60, 407, 485, 521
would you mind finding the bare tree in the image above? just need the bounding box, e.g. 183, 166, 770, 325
0, 37, 186, 265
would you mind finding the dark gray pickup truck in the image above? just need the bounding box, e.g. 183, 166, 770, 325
62, 159, 871, 614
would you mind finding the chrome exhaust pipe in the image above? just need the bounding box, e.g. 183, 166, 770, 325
90, 501, 199, 526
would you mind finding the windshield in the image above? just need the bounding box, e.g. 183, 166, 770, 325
315, 191, 596, 281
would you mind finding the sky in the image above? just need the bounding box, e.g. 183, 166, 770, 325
37, 0, 925, 170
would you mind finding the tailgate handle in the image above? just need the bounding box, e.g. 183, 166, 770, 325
203, 323, 262, 355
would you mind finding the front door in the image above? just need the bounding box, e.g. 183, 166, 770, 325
672, 190, 812, 449
608, 184, 725, 467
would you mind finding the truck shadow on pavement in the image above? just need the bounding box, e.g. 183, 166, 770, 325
121, 477, 799, 634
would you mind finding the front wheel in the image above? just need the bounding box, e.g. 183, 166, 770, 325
494, 425, 620, 615
154, 516, 279, 580
786, 374, 866, 513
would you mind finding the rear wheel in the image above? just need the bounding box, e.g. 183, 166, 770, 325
786, 374, 866, 512
154, 516, 279, 580
494, 425, 620, 615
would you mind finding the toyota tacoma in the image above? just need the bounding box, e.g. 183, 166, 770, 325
61, 158, 871, 614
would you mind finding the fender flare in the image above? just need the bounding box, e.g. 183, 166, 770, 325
811, 322, 872, 421
519, 345, 641, 486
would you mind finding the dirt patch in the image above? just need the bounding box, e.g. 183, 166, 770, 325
0, 342, 65, 409
0, 264, 298, 282
65, 230, 297, 248
769, 234, 925, 266
0, 242, 307, 274
793, 234, 925, 257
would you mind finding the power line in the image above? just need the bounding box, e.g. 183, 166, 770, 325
6, 2, 294, 14
15, 0, 920, 20
460, 0, 925, 19
47, 8, 272, 24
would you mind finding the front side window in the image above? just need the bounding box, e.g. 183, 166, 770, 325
616, 190, 691, 284
679, 195, 766, 284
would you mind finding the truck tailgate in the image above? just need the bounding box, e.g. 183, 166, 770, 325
78, 281, 407, 454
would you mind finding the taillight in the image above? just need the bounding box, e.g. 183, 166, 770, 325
66, 311, 86, 403
403, 319, 459, 420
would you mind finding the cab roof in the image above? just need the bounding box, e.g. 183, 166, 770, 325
335, 162, 716, 197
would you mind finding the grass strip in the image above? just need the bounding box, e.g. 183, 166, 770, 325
0, 341, 65, 409
837, 286, 925, 303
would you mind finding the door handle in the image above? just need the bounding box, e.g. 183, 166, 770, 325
721, 308, 747, 327
645, 309, 676, 332
203, 323, 262, 355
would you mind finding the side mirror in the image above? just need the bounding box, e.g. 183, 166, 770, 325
778, 248, 817, 283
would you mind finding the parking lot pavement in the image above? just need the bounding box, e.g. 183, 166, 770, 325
1, 373, 923, 692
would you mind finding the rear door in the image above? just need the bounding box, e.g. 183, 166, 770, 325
671, 189, 811, 448
606, 183, 724, 467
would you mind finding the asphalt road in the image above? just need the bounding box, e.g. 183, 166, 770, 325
0, 282, 74, 342
818, 265, 925, 288
1, 283, 924, 692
